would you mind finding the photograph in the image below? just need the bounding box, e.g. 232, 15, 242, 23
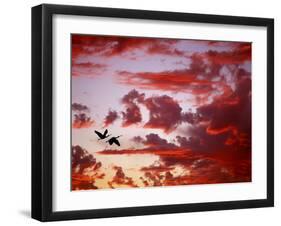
31, 3, 274, 221
71, 34, 252, 191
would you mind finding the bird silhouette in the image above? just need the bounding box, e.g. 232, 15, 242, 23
94, 129, 111, 140
106, 135, 122, 146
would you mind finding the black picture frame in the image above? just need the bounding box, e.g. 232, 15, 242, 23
32, 3, 274, 222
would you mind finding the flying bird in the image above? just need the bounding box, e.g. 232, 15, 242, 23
106, 135, 122, 147
94, 129, 111, 140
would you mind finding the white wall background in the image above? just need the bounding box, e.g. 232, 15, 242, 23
0, 0, 279, 225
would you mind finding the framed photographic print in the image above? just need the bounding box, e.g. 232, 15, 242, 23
32, 4, 274, 221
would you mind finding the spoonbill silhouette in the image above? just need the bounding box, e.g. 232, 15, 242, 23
106, 135, 122, 147
94, 129, 111, 140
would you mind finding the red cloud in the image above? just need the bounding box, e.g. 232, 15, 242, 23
141, 171, 162, 187
138, 149, 251, 187
121, 89, 145, 127
141, 162, 174, 172
118, 69, 215, 94
178, 124, 232, 153
176, 136, 201, 150
72, 35, 120, 59
72, 145, 105, 190
97, 148, 187, 156
72, 113, 94, 129
197, 76, 251, 151
119, 89, 208, 132
140, 168, 190, 187
72, 62, 107, 77
186, 158, 237, 184
131, 136, 144, 144
72, 103, 89, 112
97, 145, 251, 186
117, 53, 223, 96
117, 43, 250, 95
163, 73, 251, 157
181, 111, 204, 124
108, 166, 138, 188
147, 41, 184, 56
104, 110, 119, 127
119, 74, 251, 148
143, 95, 183, 133
206, 43, 251, 65
72, 145, 97, 174
133, 133, 178, 149
72, 173, 98, 190
122, 88, 145, 103
72, 34, 184, 61
206, 125, 237, 135
72, 103, 94, 128
121, 105, 142, 127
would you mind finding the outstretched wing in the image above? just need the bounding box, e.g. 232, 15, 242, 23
103, 129, 108, 136
113, 139, 120, 146
94, 130, 103, 139
107, 138, 114, 145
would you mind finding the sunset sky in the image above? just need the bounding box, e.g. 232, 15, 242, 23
71, 34, 252, 190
